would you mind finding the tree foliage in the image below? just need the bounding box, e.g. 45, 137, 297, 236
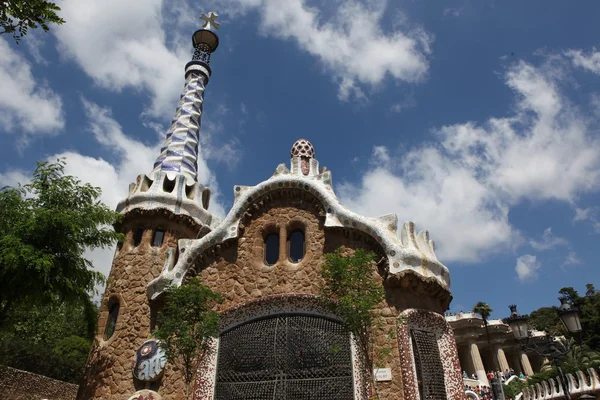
153, 278, 223, 397
0, 0, 65, 42
528, 307, 563, 336
319, 248, 386, 398
0, 159, 122, 328
0, 299, 96, 383
528, 286, 600, 352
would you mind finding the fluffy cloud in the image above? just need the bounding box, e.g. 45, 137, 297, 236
0, 38, 64, 144
567, 48, 600, 75
339, 59, 600, 263
210, 0, 431, 100
53, 0, 189, 117
562, 251, 582, 268
529, 228, 568, 251
515, 254, 541, 282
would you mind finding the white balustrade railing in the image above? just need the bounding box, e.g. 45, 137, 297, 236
516, 368, 600, 400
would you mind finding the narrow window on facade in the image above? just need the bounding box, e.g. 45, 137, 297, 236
104, 301, 120, 340
264, 233, 279, 265
410, 329, 447, 400
288, 230, 305, 262
152, 229, 165, 247
133, 229, 144, 247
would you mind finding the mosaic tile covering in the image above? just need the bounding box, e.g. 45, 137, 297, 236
127, 389, 162, 400
115, 62, 218, 230
192, 294, 368, 400
152, 63, 211, 184
116, 171, 218, 229
397, 309, 464, 400
147, 145, 450, 300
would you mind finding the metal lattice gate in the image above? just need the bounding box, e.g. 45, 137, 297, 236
215, 314, 354, 400
411, 329, 448, 400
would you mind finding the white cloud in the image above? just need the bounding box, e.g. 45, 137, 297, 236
0, 38, 64, 144
53, 0, 189, 117
45, 99, 227, 280
529, 228, 568, 251
573, 207, 600, 233
574, 207, 595, 222
0, 170, 30, 189
515, 254, 541, 282
562, 251, 582, 268
339, 59, 600, 263
567, 48, 600, 75
443, 8, 463, 18
210, 0, 431, 100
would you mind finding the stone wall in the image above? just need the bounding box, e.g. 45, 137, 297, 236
77, 214, 199, 400
0, 365, 78, 400
79, 191, 456, 399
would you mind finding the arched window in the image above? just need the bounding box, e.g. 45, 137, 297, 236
215, 314, 353, 399
133, 229, 144, 247
152, 228, 165, 247
104, 300, 120, 340
264, 233, 279, 265
288, 230, 305, 262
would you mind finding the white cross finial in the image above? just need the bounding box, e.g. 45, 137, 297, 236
200, 12, 220, 30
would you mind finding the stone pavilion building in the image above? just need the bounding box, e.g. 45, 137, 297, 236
77, 13, 466, 400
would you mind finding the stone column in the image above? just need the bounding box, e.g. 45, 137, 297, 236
496, 347, 510, 372
469, 341, 489, 386
520, 352, 534, 376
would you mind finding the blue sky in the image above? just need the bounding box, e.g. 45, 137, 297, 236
1, 0, 600, 319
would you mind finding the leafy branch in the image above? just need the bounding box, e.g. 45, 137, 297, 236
319, 247, 388, 399
1, 0, 65, 42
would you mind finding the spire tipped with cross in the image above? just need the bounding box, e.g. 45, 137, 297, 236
191, 11, 220, 63
150, 11, 222, 184
200, 12, 220, 31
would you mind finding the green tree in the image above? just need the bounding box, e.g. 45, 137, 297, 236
585, 284, 596, 297
319, 248, 386, 399
0, 299, 96, 383
0, 159, 122, 329
0, 0, 65, 42
473, 301, 494, 356
153, 278, 223, 398
558, 287, 581, 305
528, 307, 563, 336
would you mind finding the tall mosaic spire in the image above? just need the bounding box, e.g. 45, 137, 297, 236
151, 12, 220, 184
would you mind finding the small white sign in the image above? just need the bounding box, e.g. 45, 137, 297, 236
374, 368, 392, 382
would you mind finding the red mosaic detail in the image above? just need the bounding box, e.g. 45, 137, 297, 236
397, 309, 465, 400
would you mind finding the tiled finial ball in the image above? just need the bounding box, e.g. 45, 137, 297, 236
291, 139, 315, 158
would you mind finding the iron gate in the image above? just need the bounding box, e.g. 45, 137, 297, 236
411, 329, 447, 400
214, 314, 354, 399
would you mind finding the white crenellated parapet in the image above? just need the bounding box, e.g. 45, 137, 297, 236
116, 171, 218, 229
517, 368, 600, 400
147, 140, 452, 300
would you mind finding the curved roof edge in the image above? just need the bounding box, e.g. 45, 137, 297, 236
116, 172, 219, 230
148, 158, 450, 299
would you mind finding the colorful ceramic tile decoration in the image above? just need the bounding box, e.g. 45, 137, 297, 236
132, 340, 167, 382
127, 389, 162, 400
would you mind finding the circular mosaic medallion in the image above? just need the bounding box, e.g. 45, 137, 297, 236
132, 340, 167, 382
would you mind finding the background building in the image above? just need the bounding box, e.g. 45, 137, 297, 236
446, 312, 548, 388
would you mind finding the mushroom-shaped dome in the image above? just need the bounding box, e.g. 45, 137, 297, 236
291, 139, 315, 158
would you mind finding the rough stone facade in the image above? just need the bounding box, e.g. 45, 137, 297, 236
75, 19, 463, 398
0, 365, 78, 400
77, 215, 200, 400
